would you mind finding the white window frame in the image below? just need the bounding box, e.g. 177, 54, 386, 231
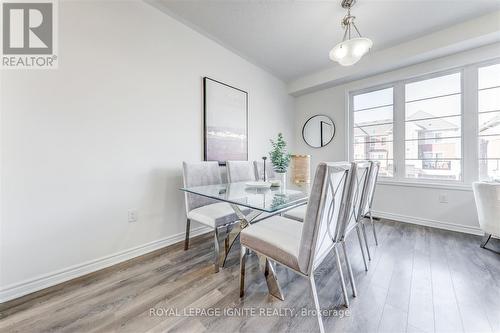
347, 65, 485, 190
402, 68, 465, 184
349, 83, 396, 178
474, 58, 500, 181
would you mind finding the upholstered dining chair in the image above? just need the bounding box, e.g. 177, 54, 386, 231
239, 162, 357, 333
254, 160, 277, 181
360, 161, 381, 246
472, 181, 500, 249
283, 162, 371, 268
183, 161, 245, 273
226, 161, 256, 183
344, 161, 371, 269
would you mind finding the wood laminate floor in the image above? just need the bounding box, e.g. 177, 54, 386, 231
1, 219, 500, 333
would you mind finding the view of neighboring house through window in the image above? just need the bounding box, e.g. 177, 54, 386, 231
404, 72, 462, 180
353, 87, 394, 177
478, 63, 500, 180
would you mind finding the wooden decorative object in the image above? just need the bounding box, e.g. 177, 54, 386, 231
291, 155, 311, 184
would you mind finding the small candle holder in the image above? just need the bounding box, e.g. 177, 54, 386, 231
262, 156, 267, 182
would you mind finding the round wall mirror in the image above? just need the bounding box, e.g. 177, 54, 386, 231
302, 115, 335, 148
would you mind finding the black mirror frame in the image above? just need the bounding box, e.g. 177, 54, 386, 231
302, 114, 336, 148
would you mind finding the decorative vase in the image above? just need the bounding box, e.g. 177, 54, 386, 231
277, 171, 287, 192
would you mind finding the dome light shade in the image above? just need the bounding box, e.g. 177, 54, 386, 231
329, 37, 372, 66
329, 0, 372, 66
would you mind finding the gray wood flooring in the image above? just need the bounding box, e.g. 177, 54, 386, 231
1, 219, 499, 333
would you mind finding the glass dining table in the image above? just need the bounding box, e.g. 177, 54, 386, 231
180, 181, 310, 300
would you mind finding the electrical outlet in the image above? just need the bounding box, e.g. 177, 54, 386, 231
128, 209, 138, 223
438, 194, 448, 204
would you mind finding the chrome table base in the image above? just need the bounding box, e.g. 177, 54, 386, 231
220, 204, 285, 300
220, 205, 262, 266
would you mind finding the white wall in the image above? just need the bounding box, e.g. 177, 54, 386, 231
0, 0, 294, 301
294, 43, 500, 235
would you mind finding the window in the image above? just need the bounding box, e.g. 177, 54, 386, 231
405, 72, 462, 180
478, 63, 500, 180
352, 87, 394, 177
349, 62, 500, 185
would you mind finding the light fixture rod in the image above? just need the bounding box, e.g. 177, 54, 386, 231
351, 21, 362, 38
342, 24, 349, 42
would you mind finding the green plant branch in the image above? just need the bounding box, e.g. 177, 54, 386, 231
269, 133, 291, 173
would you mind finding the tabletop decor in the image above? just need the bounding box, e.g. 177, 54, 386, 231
203, 77, 248, 165
269, 133, 291, 189
245, 181, 272, 189
262, 156, 268, 181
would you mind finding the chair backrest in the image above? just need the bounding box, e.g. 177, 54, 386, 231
472, 182, 500, 236
253, 160, 277, 181
297, 162, 355, 275
343, 161, 371, 236
182, 161, 221, 213
226, 161, 256, 183
362, 161, 380, 216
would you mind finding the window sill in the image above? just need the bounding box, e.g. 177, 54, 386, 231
377, 179, 472, 191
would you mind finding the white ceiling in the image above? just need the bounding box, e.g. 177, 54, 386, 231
153, 0, 500, 81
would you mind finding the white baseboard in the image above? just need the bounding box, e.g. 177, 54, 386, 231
0, 226, 212, 303
372, 210, 483, 236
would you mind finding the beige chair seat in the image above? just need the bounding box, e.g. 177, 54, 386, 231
283, 205, 307, 222
240, 216, 302, 271
188, 202, 248, 228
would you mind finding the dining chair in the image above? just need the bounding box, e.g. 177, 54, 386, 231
360, 161, 381, 246
344, 161, 371, 269
183, 161, 245, 273
226, 160, 256, 183
254, 160, 277, 181
239, 162, 357, 333
283, 161, 372, 270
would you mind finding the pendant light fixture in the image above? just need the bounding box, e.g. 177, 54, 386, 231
329, 0, 372, 66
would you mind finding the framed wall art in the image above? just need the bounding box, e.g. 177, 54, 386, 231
203, 77, 248, 164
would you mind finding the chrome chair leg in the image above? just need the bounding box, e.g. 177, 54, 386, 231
334, 246, 350, 308
239, 245, 247, 297
355, 225, 368, 271
309, 274, 325, 333
184, 218, 190, 250
361, 222, 372, 261
224, 225, 230, 255
213, 227, 220, 273
264, 258, 284, 300
341, 241, 357, 297
369, 211, 378, 246
480, 233, 492, 248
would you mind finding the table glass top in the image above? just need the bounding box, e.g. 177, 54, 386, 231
181, 182, 310, 213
